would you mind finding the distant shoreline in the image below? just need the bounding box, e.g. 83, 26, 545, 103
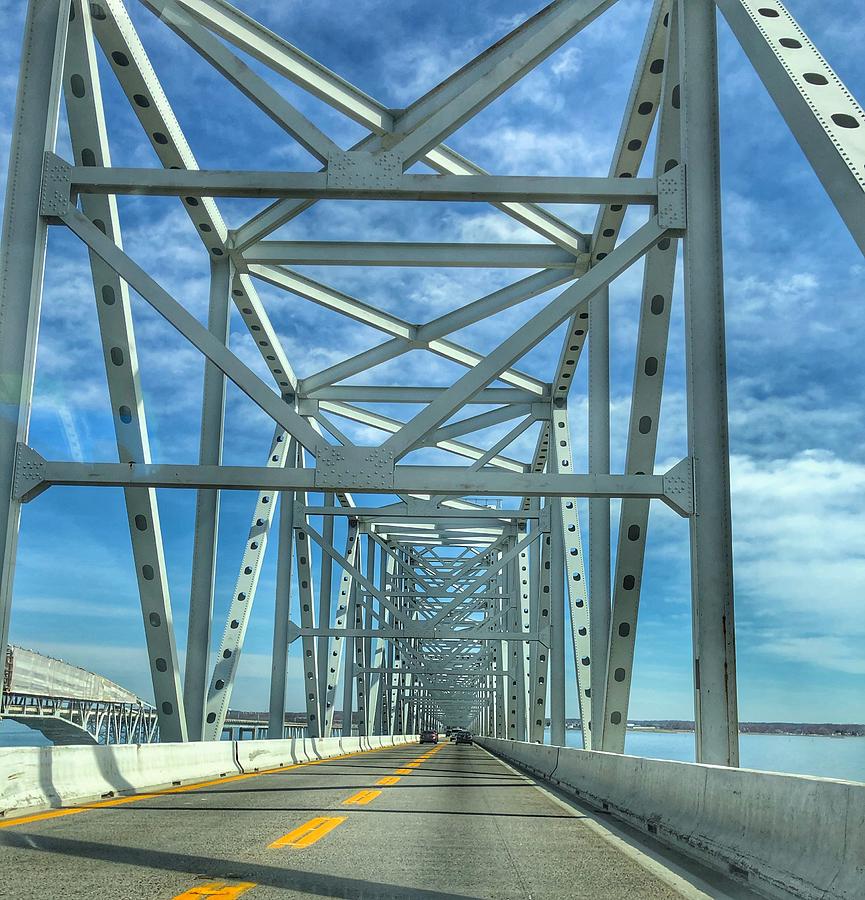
624, 727, 863, 737
559, 721, 865, 737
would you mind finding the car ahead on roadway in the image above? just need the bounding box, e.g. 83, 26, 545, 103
454, 731, 472, 745
420, 729, 439, 743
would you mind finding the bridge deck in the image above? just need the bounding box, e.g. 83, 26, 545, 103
0, 742, 753, 899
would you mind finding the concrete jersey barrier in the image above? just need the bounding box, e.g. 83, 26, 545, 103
477, 737, 864, 900
0, 734, 417, 818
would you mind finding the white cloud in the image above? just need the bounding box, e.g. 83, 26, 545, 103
730, 450, 865, 672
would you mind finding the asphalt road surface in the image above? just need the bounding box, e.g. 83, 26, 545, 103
0, 740, 756, 899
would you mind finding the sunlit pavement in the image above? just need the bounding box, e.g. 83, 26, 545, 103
0, 741, 756, 899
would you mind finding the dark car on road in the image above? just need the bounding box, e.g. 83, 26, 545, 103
454, 731, 472, 745
420, 729, 439, 743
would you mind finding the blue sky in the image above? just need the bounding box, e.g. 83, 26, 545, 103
1, 0, 863, 728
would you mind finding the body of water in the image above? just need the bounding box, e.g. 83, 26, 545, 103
556, 728, 865, 783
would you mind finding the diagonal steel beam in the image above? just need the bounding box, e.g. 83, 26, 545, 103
141, 0, 341, 162
56, 206, 324, 453
62, 1, 187, 742
92, 0, 298, 393
165, 0, 590, 252
383, 219, 669, 460
250, 264, 546, 397
716, 0, 865, 253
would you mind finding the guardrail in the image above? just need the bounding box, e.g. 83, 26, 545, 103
0, 734, 419, 819
476, 737, 864, 900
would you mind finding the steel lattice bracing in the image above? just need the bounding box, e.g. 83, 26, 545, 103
0, 0, 862, 765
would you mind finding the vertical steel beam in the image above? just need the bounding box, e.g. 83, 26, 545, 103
0, 0, 70, 674
518, 537, 532, 729
678, 0, 739, 767
367, 547, 393, 735
185, 255, 230, 739
295, 513, 322, 737
588, 285, 611, 740
268, 441, 297, 738
549, 499, 566, 746
316, 494, 334, 723
508, 544, 527, 741
552, 407, 592, 747
528, 526, 551, 743
322, 519, 360, 736
493, 642, 505, 737
357, 534, 376, 735
340, 537, 361, 736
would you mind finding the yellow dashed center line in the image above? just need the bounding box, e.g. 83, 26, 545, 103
395, 767, 413, 775
406, 762, 421, 768
343, 789, 381, 806
376, 776, 400, 786
171, 881, 256, 898
269, 816, 346, 849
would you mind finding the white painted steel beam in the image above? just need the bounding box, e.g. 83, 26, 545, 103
0, 0, 70, 696
243, 241, 581, 269
185, 256, 231, 740
15, 448, 694, 516
602, 12, 681, 754
679, 0, 739, 767
166, 0, 589, 253
716, 0, 865, 253
64, 164, 657, 206
202, 429, 293, 740
63, 1, 188, 742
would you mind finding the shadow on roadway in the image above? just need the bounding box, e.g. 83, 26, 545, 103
0, 831, 481, 899
141, 781, 535, 797
65, 805, 583, 820
286, 764, 520, 778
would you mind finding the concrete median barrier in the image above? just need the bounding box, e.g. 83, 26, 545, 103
477, 737, 864, 900
0, 734, 419, 818
234, 733, 417, 771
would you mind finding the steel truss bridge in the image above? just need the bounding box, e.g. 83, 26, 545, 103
1, 0, 862, 762
0, 1, 862, 895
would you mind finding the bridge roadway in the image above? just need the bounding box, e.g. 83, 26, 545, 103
0, 741, 756, 899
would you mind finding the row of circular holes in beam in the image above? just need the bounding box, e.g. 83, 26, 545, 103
755, 7, 860, 130
80, 49, 294, 393
594, 2, 678, 263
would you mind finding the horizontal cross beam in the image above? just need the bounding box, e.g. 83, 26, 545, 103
14, 445, 694, 516
287, 625, 546, 643
300, 505, 540, 521
60, 160, 658, 206
243, 241, 583, 270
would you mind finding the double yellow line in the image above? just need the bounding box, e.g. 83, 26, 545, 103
269, 815, 347, 849
173, 883, 256, 899
1, 739, 448, 898
265, 739, 445, 853
12, 739, 445, 899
